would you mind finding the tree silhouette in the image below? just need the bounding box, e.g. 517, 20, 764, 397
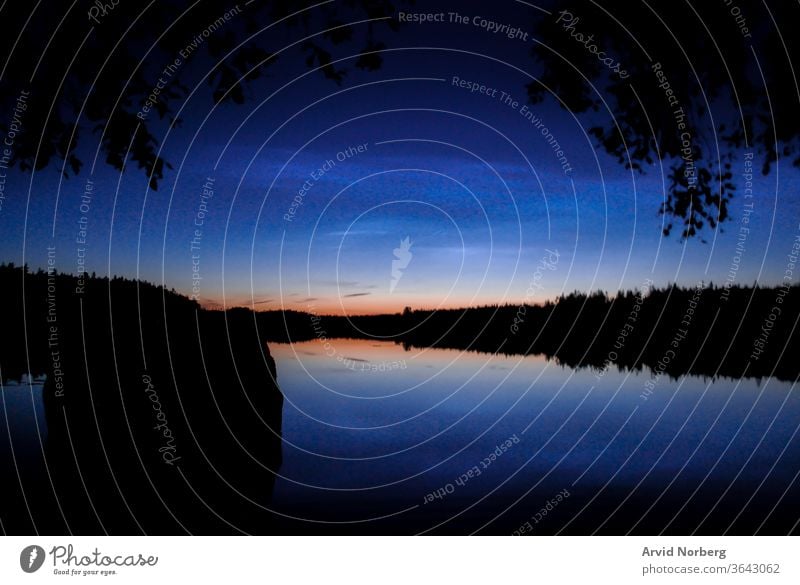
2, 1, 796, 241
0, 0, 401, 190
528, 0, 799, 240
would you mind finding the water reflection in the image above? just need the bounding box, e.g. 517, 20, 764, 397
0, 382, 47, 467
269, 339, 800, 534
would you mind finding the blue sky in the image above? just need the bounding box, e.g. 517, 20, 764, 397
1, 1, 798, 314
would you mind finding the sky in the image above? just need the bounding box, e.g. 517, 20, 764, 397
1, 0, 798, 315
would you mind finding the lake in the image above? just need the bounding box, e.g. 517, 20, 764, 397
3, 340, 797, 534
268, 338, 800, 534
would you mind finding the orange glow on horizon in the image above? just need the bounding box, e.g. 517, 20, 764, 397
198, 294, 555, 316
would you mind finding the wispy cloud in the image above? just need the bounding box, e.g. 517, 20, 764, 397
317, 280, 377, 289
326, 229, 389, 237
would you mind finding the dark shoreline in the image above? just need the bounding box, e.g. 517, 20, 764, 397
256, 282, 800, 383
1, 264, 284, 534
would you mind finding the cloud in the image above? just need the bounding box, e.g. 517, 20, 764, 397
316, 280, 379, 290
318, 280, 360, 288
342, 292, 372, 298
327, 229, 389, 237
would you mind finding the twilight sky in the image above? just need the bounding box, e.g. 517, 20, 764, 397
1, 0, 798, 315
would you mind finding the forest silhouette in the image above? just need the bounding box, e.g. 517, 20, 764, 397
258, 281, 799, 383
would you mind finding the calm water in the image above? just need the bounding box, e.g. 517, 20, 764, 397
269, 339, 800, 533
0, 382, 47, 480
3, 345, 798, 534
